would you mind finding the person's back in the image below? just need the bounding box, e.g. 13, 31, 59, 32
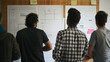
0, 31, 20, 62
0, 12, 20, 62
88, 11, 110, 62
17, 28, 47, 62
90, 28, 110, 62
16, 13, 52, 62
53, 8, 88, 62
56, 28, 88, 62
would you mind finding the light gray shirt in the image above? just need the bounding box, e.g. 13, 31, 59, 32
89, 28, 110, 62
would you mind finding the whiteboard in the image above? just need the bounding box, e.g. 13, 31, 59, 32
8, 5, 97, 62
37, 5, 64, 62
99, 0, 110, 29
8, 5, 64, 62
7, 5, 38, 36
65, 6, 96, 41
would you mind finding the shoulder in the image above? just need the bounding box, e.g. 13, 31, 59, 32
17, 28, 26, 33
57, 29, 66, 35
90, 30, 97, 37
36, 28, 46, 33
106, 29, 110, 33
76, 29, 86, 36
92, 30, 97, 34
78, 29, 85, 34
5, 32, 15, 38
105, 29, 110, 36
36, 28, 44, 31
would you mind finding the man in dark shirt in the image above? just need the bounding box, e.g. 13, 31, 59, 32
0, 12, 20, 62
16, 13, 52, 62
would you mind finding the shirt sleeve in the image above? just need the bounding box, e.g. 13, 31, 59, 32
42, 30, 49, 43
16, 31, 22, 44
89, 31, 97, 46
53, 31, 62, 61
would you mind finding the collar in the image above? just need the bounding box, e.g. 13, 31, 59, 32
98, 27, 107, 30
67, 27, 77, 30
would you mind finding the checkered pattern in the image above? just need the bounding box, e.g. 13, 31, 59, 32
53, 27, 88, 62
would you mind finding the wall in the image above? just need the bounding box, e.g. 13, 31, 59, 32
1, 0, 99, 30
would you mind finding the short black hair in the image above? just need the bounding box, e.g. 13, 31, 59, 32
67, 8, 81, 27
95, 11, 108, 26
25, 13, 38, 27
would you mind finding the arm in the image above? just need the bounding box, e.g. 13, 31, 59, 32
42, 30, 52, 51
87, 45, 94, 58
86, 31, 96, 59
84, 45, 94, 62
43, 40, 52, 51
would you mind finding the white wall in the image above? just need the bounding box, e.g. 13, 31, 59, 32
99, 0, 110, 29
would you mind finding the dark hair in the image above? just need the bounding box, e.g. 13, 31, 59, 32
67, 8, 81, 27
25, 13, 38, 27
95, 11, 108, 26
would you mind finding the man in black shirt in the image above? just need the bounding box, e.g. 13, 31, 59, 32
16, 13, 52, 62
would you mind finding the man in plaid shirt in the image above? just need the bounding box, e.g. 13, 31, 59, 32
53, 8, 88, 62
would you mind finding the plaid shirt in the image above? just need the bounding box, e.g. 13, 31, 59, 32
53, 27, 88, 62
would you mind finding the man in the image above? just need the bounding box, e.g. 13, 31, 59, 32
0, 12, 20, 62
53, 8, 88, 62
87, 11, 110, 62
16, 13, 52, 62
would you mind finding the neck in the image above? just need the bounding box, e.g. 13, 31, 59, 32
34, 26, 36, 28
68, 25, 76, 28
98, 25, 106, 29
34, 23, 37, 28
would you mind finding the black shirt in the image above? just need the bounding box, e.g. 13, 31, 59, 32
16, 27, 48, 62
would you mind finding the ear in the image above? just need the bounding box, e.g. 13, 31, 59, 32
34, 23, 37, 27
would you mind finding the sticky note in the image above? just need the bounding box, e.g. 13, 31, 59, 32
87, 29, 95, 34
30, 0, 37, 5
71, 0, 77, 5
91, 0, 96, 5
